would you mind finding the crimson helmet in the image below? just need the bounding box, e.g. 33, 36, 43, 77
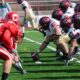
5, 12, 20, 25
74, 4, 80, 13
16, 0, 24, 4
39, 16, 50, 30
59, 1, 69, 13
72, 12, 80, 29
60, 16, 72, 33
52, 8, 63, 20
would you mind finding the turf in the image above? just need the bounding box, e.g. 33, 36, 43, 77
0, 29, 80, 80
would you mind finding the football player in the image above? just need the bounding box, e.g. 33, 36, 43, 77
60, 15, 80, 60
31, 16, 71, 65
62, 2, 76, 19
16, 0, 38, 31
5, 11, 27, 74
59, 0, 70, 13
0, 11, 25, 80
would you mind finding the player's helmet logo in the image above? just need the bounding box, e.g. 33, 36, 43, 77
5, 12, 20, 25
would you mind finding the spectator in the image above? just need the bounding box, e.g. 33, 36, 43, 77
0, 0, 12, 19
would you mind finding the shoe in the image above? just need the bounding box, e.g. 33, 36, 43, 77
35, 61, 42, 64
64, 59, 69, 66
21, 69, 27, 74
56, 56, 65, 62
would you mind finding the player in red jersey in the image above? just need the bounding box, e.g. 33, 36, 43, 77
0, 11, 25, 80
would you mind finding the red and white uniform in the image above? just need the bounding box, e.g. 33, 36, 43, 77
68, 27, 80, 40
44, 18, 61, 36
62, 3, 76, 18
0, 21, 19, 60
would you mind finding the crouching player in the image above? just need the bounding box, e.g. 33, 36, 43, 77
5, 12, 26, 74
60, 14, 80, 63
0, 11, 26, 80
31, 16, 70, 65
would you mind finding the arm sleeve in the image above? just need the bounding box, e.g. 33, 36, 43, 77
2, 29, 13, 52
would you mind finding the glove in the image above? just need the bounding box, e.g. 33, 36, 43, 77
11, 49, 17, 55
31, 52, 39, 61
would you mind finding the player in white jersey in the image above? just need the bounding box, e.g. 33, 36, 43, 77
62, 2, 76, 19
17, 0, 37, 30
31, 16, 70, 65
59, 0, 70, 13
71, 12, 80, 53
60, 15, 80, 58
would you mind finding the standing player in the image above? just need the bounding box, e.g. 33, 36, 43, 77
16, 0, 38, 32
60, 15, 80, 62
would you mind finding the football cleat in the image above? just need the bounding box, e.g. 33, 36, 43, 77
64, 59, 69, 66
13, 62, 27, 74
35, 61, 42, 64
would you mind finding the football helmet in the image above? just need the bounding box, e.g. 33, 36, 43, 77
39, 16, 50, 30
5, 12, 20, 25
72, 12, 80, 29
74, 3, 80, 13
60, 16, 72, 33
16, 0, 23, 4
52, 8, 63, 20
70, 3, 76, 8
59, 1, 69, 13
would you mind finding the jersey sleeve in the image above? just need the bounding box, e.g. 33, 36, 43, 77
2, 29, 14, 52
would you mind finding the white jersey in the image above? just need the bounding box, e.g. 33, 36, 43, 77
68, 27, 80, 40
62, 7, 75, 19
62, 3, 76, 19
20, 1, 35, 19
44, 18, 60, 36
21, 1, 31, 10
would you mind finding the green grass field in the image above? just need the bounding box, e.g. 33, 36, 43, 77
0, 29, 80, 80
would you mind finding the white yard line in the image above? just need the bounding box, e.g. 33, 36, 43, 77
24, 37, 56, 51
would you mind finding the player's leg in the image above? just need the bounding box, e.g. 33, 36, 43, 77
0, 47, 13, 80
13, 53, 27, 74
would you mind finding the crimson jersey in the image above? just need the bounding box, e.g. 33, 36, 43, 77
0, 21, 19, 52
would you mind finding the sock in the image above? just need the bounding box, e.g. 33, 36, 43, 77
1, 72, 9, 80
